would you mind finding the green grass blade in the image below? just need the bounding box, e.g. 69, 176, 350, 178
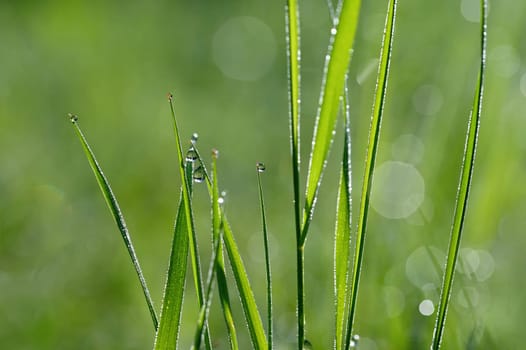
431, 1, 487, 348
256, 163, 273, 350
153, 193, 189, 349
345, 0, 397, 347
69, 115, 158, 330
222, 216, 268, 349
334, 81, 352, 350
167, 94, 212, 350
211, 150, 239, 350
301, 0, 361, 244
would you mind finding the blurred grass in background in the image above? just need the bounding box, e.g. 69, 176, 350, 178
1, 0, 525, 348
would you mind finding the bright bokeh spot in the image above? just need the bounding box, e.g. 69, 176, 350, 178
405, 246, 444, 289
212, 16, 276, 81
391, 134, 424, 164
371, 161, 425, 219
418, 299, 435, 316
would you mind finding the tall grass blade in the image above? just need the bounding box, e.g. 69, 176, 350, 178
167, 94, 212, 350
222, 217, 268, 349
334, 81, 352, 350
211, 150, 239, 349
301, 0, 361, 244
69, 115, 158, 330
431, 1, 487, 348
256, 163, 273, 350
153, 192, 189, 349
345, 0, 397, 347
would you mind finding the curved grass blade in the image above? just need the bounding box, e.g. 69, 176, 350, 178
345, 0, 397, 347
301, 0, 361, 245
211, 150, 239, 349
431, 1, 487, 348
167, 94, 212, 350
69, 115, 158, 330
222, 216, 268, 349
256, 163, 273, 350
153, 192, 189, 349
334, 81, 352, 350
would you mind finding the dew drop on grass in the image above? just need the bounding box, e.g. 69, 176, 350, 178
191, 132, 199, 144
330, 27, 337, 35
302, 339, 313, 350
185, 147, 198, 162
193, 165, 205, 183
68, 113, 78, 123
256, 162, 266, 172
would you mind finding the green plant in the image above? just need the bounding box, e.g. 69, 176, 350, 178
69, 0, 487, 348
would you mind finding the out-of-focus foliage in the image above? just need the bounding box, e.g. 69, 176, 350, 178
1, 0, 524, 348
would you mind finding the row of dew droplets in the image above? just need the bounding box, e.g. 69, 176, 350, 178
185, 133, 205, 183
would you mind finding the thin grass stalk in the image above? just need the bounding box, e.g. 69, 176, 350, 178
69, 115, 158, 330
167, 94, 212, 350
430, 0, 487, 348
345, 0, 397, 347
285, 1, 305, 348
256, 163, 273, 350
334, 80, 352, 350
211, 150, 239, 349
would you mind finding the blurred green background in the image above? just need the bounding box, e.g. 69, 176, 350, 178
1, 0, 525, 348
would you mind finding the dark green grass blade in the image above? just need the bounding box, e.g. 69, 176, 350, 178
301, 0, 361, 244
193, 228, 222, 350
154, 192, 189, 349
222, 217, 268, 349
345, 0, 397, 347
431, 1, 487, 348
69, 115, 158, 330
167, 94, 212, 350
334, 81, 352, 350
211, 150, 239, 350
256, 163, 273, 350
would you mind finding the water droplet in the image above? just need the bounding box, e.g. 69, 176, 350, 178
352, 334, 360, 345
418, 299, 435, 316
68, 113, 78, 123
218, 196, 225, 204
185, 147, 198, 162
330, 27, 337, 35
167, 92, 173, 101
193, 165, 205, 183
191, 132, 198, 143
212, 148, 219, 158
256, 162, 266, 173
303, 339, 313, 350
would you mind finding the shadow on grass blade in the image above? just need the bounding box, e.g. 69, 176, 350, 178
69, 115, 158, 330
431, 0, 487, 348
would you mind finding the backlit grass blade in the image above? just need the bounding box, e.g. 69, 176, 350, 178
431, 1, 487, 348
153, 192, 189, 349
301, 0, 361, 244
69, 115, 158, 330
167, 94, 212, 350
334, 81, 352, 350
211, 150, 239, 349
256, 163, 273, 350
222, 216, 268, 349
346, 0, 397, 347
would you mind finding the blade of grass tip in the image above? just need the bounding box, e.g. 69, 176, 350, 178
68, 114, 158, 330
431, 0, 487, 348
222, 216, 268, 349
256, 162, 273, 350
334, 79, 352, 350
167, 94, 212, 350
285, 2, 305, 346
301, 0, 361, 245
211, 149, 239, 350
345, 0, 397, 347
153, 191, 189, 350
193, 229, 223, 350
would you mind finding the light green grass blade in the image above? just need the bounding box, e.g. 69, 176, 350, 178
431, 1, 487, 348
256, 163, 273, 350
211, 150, 239, 350
153, 192, 189, 349
334, 81, 352, 350
222, 217, 268, 349
345, 0, 397, 347
167, 94, 212, 350
69, 115, 158, 330
301, 0, 361, 244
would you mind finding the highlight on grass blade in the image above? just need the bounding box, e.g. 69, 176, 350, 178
431, 0, 487, 348
345, 0, 397, 347
69, 114, 159, 330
